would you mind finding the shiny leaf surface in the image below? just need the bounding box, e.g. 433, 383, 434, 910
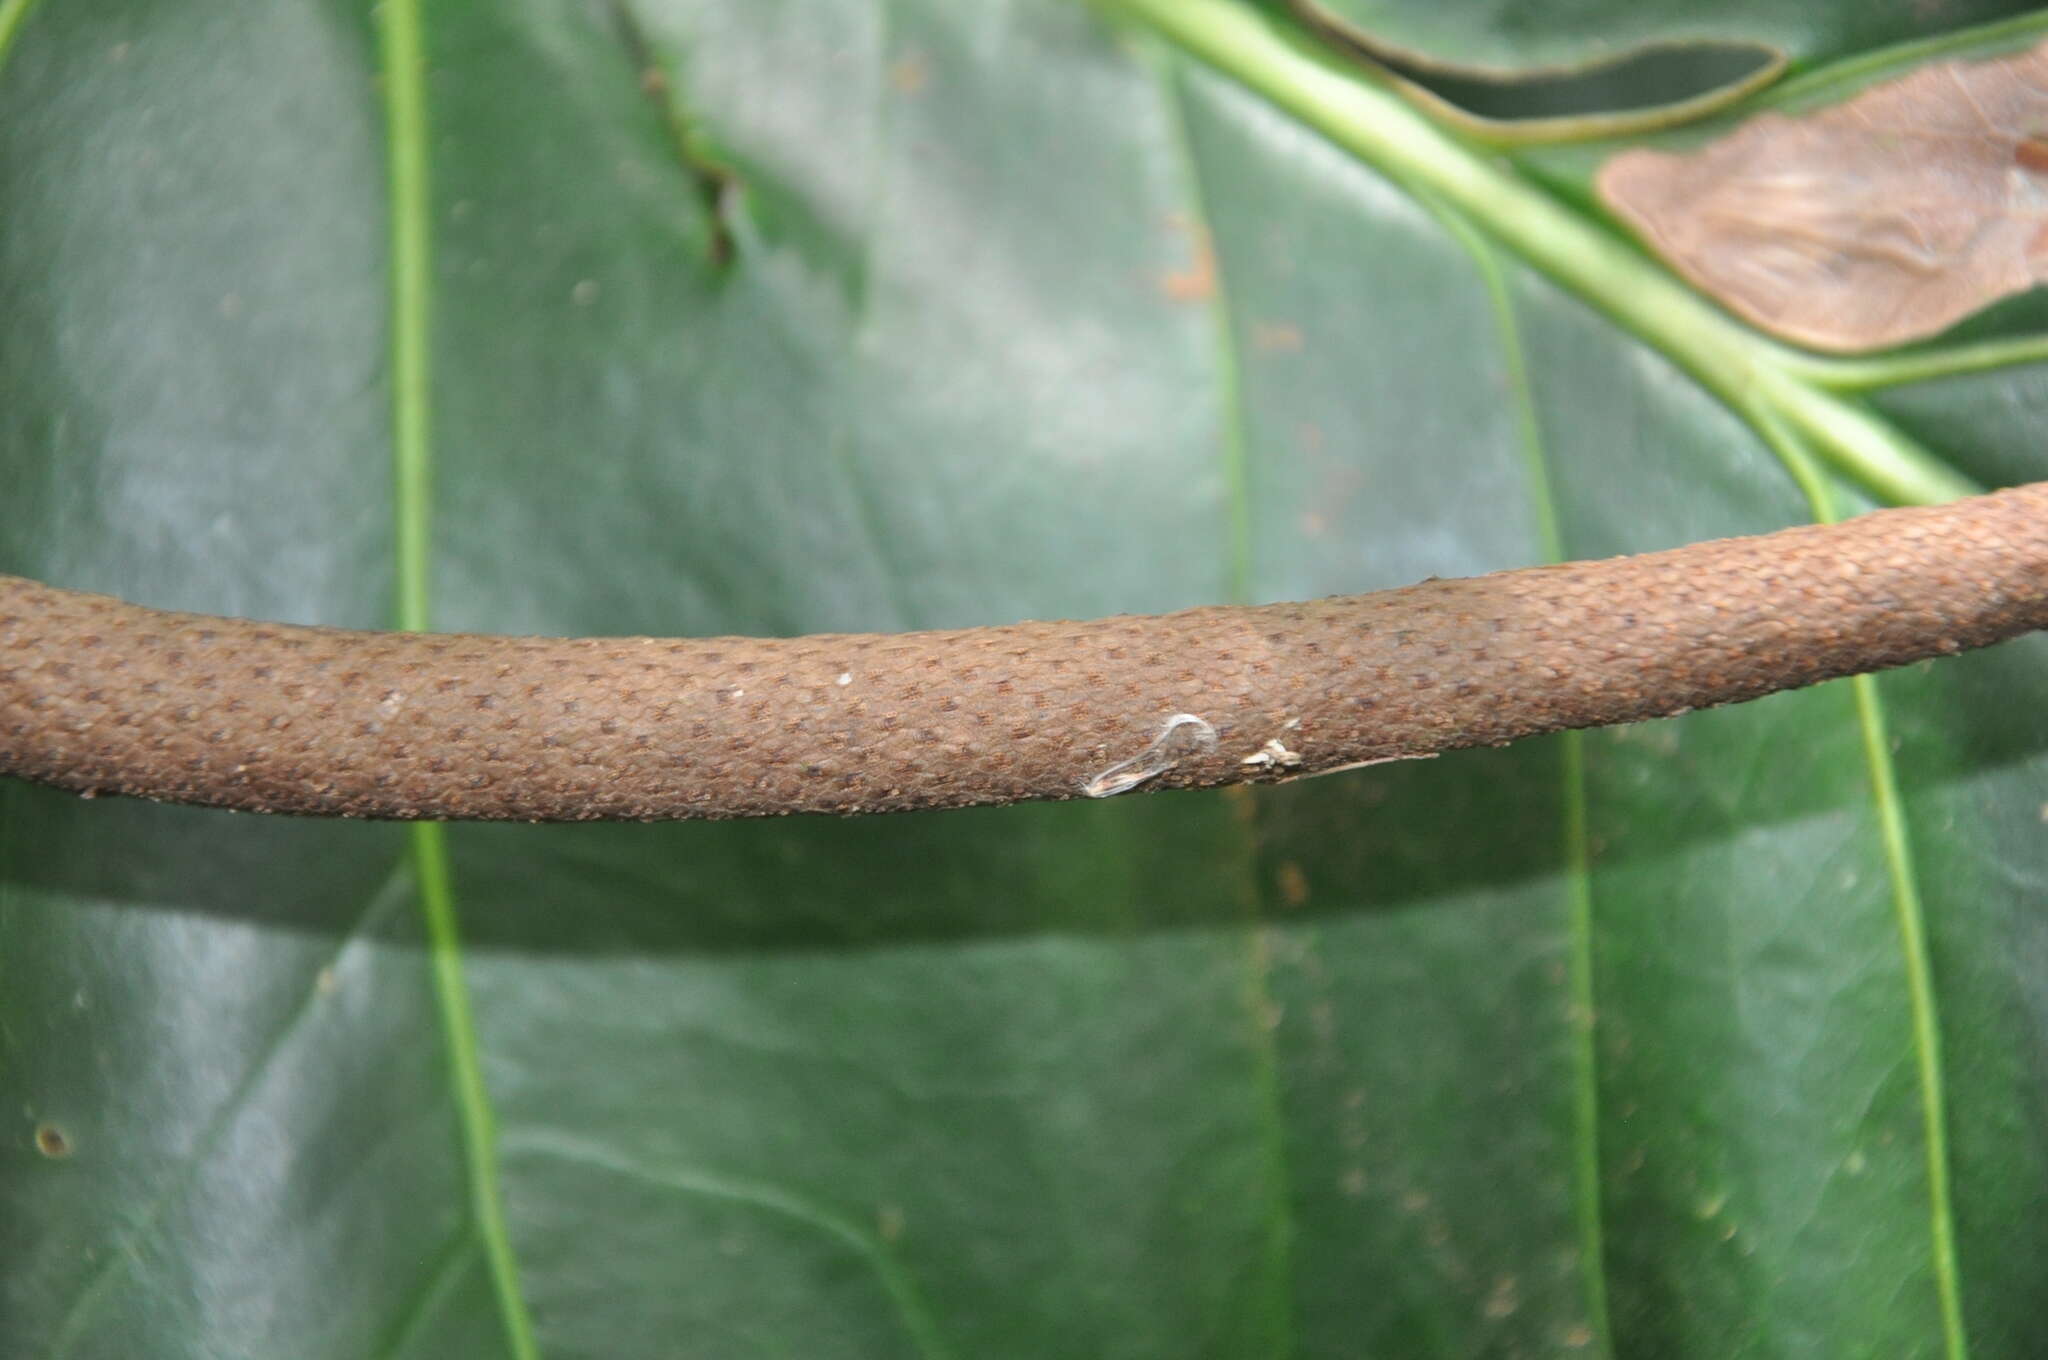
3, 2, 2047, 1358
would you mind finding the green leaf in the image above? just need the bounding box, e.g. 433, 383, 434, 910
1283, 0, 2035, 73
4, 2, 2047, 1357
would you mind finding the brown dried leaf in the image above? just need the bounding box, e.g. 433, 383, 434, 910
1598, 40, 2048, 352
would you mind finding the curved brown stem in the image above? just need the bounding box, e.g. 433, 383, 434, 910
4, 483, 2046, 822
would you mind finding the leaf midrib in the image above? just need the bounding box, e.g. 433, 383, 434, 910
373, 2, 539, 1356
0, 0, 42, 73
1747, 411, 1970, 1358
1102, 1, 1986, 1353
1455, 225, 1612, 1355
1151, 54, 1296, 1359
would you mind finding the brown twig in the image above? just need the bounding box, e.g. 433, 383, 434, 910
4, 483, 2046, 822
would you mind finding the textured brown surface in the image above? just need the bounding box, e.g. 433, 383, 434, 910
4, 483, 2047, 821
1599, 39, 2048, 351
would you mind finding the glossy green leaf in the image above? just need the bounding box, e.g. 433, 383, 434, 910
1286, 0, 2037, 74
4, 2, 2047, 1358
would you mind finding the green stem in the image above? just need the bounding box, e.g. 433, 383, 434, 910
1748, 367, 1972, 505
1090, 0, 1978, 507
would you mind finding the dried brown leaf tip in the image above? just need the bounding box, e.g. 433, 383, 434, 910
1599, 40, 2048, 352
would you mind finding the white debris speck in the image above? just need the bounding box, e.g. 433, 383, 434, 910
1241, 738, 1303, 769
1083, 713, 1218, 798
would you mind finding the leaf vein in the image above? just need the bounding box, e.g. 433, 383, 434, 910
0, 0, 43, 75
1153, 55, 1296, 1359
374, 0, 539, 1354
503, 1132, 956, 1360
1452, 223, 1613, 1355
